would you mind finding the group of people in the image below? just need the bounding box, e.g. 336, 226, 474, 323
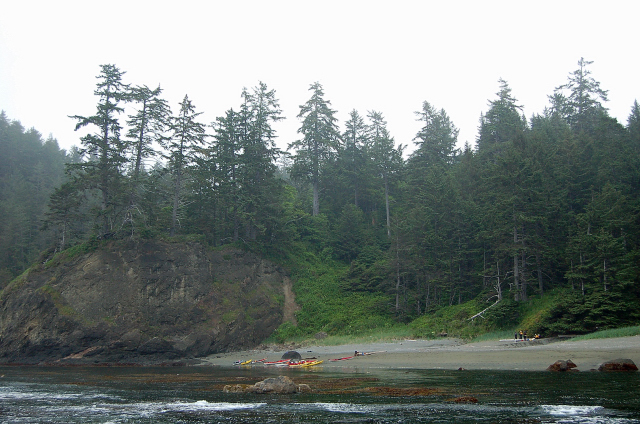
515, 330, 541, 341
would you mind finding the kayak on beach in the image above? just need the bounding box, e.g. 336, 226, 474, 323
288, 360, 323, 368
329, 356, 355, 361
232, 359, 253, 366
329, 351, 386, 361
233, 358, 266, 366
263, 359, 291, 366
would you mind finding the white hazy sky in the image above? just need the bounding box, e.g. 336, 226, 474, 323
1, 0, 639, 155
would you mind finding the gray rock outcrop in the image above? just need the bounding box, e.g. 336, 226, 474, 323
0, 239, 298, 364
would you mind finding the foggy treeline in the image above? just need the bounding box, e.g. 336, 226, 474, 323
2, 58, 640, 333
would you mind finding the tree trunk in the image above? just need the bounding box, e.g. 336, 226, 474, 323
425, 282, 430, 312
520, 249, 528, 301
384, 174, 391, 237
171, 142, 184, 237
395, 241, 401, 313
495, 261, 502, 300
312, 177, 320, 217
513, 225, 519, 301
170, 169, 181, 237
536, 252, 544, 295
580, 252, 585, 296
132, 98, 147, 203
232, 164, 239, 242
603, 259, 608, 292
312, 136, 320, 217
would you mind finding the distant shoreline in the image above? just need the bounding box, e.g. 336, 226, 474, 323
201, 335, 640, 371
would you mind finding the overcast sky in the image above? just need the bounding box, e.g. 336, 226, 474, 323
1, 0, 639, 156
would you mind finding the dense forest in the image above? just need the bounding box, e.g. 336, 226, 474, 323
0, 113, 68, 284
2, 58, 640, 338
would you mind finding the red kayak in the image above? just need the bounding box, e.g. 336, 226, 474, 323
329, 356, 355, 361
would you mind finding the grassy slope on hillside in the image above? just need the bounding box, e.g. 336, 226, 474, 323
266, 237, 640, 344
266, 245, 399, 343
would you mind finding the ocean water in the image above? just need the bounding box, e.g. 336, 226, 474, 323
1, 365, 639, 423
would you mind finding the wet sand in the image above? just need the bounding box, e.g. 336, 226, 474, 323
202, 336, 640, 371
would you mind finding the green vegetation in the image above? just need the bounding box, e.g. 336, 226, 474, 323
43, 239, 102, 268
572, 326, 640, 341
268, 324, 414, 346
222, 310, 240, 324
269, 248, 397, 342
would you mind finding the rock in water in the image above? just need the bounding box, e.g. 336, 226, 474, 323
598, 359, 638, 372
547, 360, 578, 372
248, 376, 299, 394
223, 376, 309, 394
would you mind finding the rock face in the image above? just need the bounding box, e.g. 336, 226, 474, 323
598, 358, 638, 372
0, 239, 297, 364
547, 359, 578, 372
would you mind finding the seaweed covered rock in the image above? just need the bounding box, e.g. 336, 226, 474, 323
598, 359, 638, 372
547, 360, 578, 372
223, 376, 311, 394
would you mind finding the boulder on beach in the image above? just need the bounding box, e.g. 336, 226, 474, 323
281, 350, 302, 361
598, 358, 638, 372
547, 359, 578, 372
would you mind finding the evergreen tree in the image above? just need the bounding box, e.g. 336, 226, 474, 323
68, 64, 130, 235
552, 57, 609, 133
126, 85, 171, 196
368, 111, 403, 237
289, 82, 340, 216
475, 83, 532, 301
164, 95, 207, 236
125, 84, 171, 233
412, 101, 459, 166
627, 100, 640, 154
477, 79, 527, 159
239, 82, 284, 241
211, 109, 242, 243
42, 181, 84, 251
401, 102, 462, 309
341, 109, 369, 208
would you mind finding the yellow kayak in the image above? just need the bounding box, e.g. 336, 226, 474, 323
289, 360, 323, 368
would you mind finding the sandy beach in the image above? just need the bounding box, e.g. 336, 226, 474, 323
202, 335, 640, 371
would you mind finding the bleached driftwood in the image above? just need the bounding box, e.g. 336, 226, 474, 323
468, 298, 500, 321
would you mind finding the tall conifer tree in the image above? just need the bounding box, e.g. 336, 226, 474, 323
289, 82, 340, 216
68, 64, 130, 234
164, 95, 207, 236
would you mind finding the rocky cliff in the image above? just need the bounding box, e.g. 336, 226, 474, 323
0, 239, 298, 364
